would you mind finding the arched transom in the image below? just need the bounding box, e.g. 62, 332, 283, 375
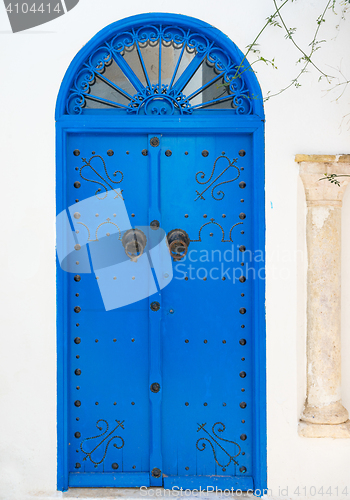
66, 24, 256, 116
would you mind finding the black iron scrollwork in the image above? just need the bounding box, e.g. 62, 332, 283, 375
80, 419, 125, 466
79, 154, 124, 200
195, 156, 240, 201
190, 218, 243, 243
196, 422, 241, 469
76, 218, 122, 242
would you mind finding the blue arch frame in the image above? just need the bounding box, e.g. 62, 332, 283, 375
56, 13, 264, 119
56, 12, 266, 495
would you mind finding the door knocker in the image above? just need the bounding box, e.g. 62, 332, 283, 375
167, 229, 190, 261
122, 229, 147, 262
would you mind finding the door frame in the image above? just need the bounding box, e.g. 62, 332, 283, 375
56, 114, 266, 493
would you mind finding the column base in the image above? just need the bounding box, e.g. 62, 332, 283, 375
301, 401, 349, 424
298, 420, 350, 438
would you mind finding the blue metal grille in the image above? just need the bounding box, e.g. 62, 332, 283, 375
65, 24, 255, 116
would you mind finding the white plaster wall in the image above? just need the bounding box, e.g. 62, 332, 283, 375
0, 1, 349, 499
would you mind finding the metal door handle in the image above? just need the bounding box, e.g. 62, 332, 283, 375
167, 229, 190, 261
122, 229, 147, 262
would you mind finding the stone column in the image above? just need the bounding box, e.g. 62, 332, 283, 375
296, 154, 350, 438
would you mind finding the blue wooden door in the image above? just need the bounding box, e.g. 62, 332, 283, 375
160, 133, 252, 490
64, 132, 151, 487
62, 131, 254, 490
56, 13, 266, 493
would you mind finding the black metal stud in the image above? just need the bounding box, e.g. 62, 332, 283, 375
202, 150, 209, 157
112, 463, 119, 470
152, 468, 162, 478
150, 137, 160, 147
74, 337, 81, 344
240, 371, 247, 378
107, 150, 114, 156
240, 402, 247, 409
150, 302, 160, 312
240, 466, 247, 473
150, 220, 160, 230
239, 150, 246, 157
74, 400, 81, 407
75, 463, 81, 469
239, 213, 246, 220
239, 276, 246, 283
240, 308, 246, 314
75, 369, 81, 376
142, 149, 148, 156
239, 245, 246, 252
165, 150, 172, 157
74, 275, 81, 282
75, 432, 81, 438
74, 306, 81, 313
74, 181, 81, 188
73, 150, 80, 156
150, 382, 160, 393
239, 181, 246, 189
240, 434, 247, 440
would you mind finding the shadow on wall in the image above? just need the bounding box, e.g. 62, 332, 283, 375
341, 185, 350, 411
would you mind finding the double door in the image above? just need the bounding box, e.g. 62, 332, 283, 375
61, 130, 255, 490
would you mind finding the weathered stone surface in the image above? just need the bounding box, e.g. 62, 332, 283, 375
295, 154, 350, 163
297, 155, 350, 434
298, 420, 350, 439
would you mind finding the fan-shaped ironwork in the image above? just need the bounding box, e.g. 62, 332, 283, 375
65, 23, 256, 116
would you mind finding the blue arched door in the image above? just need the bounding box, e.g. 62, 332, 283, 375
56, 13, 266, 493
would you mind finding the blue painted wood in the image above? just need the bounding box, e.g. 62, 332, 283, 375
56, 126, 69, 492
148, 135, 163, 487
69, 472, 150, 487
163, 475, 254, 491
251, 125, 266, 495
56, 12, 266, 495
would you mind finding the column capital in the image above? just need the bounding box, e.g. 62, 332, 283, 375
296, 154, 350, 207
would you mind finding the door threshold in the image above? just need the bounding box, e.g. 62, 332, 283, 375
63, 487, 253, 499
